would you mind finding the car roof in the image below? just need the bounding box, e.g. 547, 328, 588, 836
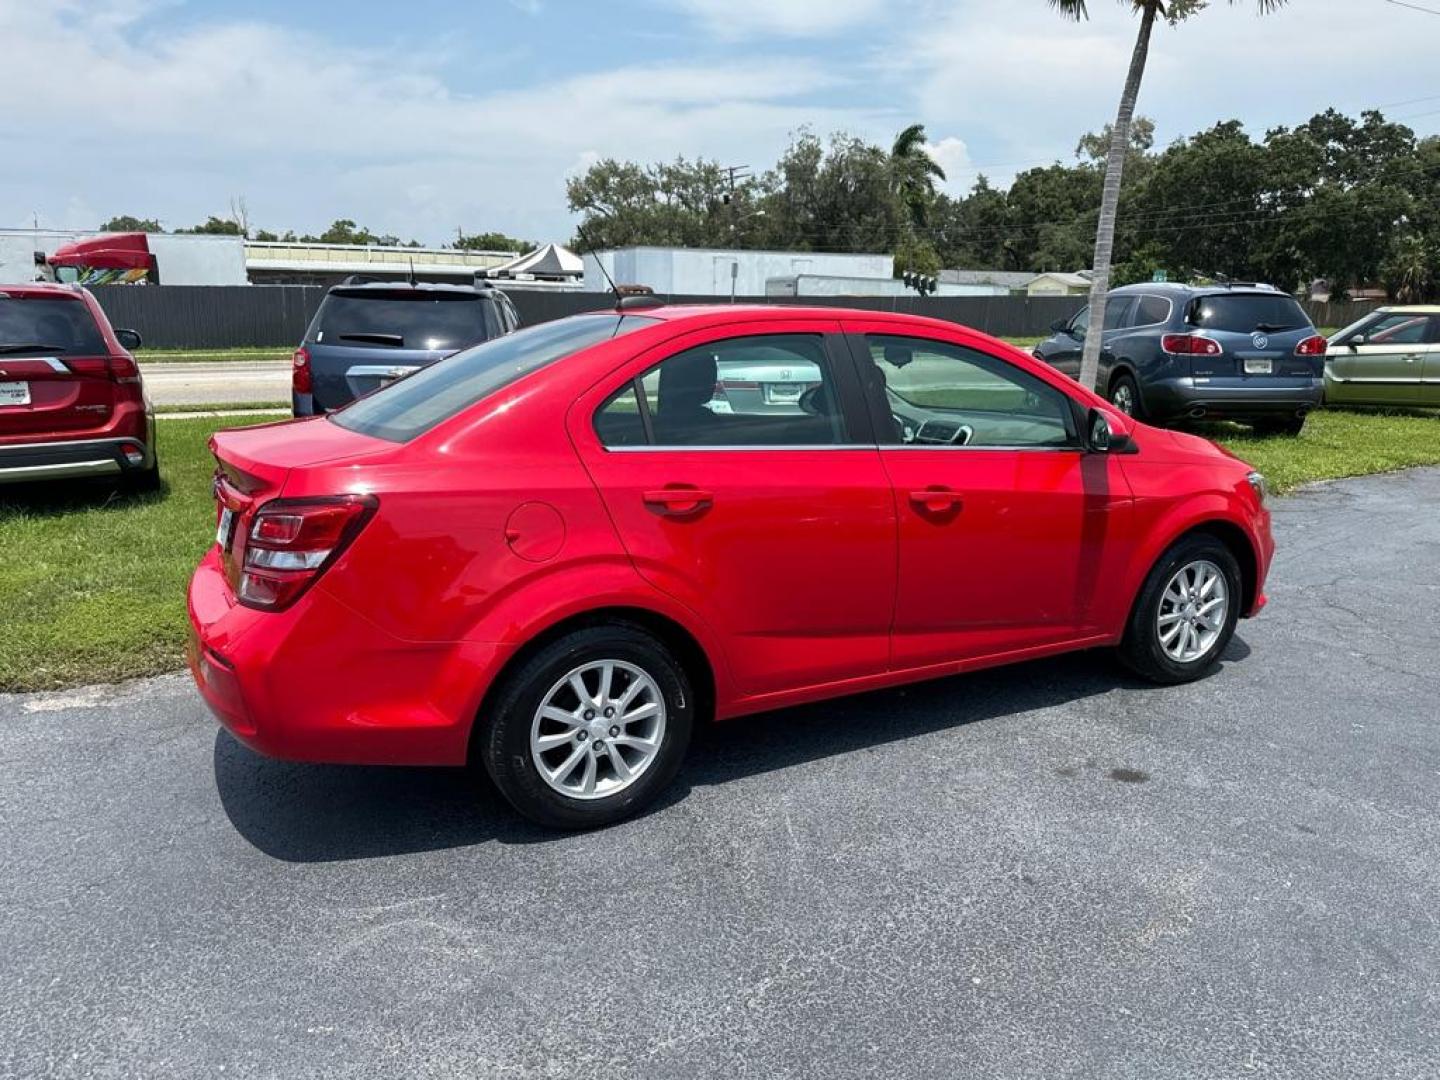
0, 283, 89, 299
1375, 305, 1440, 315
1110, 282, 1289, 297
327, 280, 501, 297
625, 303, 981, 332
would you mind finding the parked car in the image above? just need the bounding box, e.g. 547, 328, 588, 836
0, 283, 157, 490
1324, 306, 1440, 408
190, 304, 1274, 829
1033, 283, 1327, 435
292, 279, 520, 415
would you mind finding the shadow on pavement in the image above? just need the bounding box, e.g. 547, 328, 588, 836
216, 640, 1248, 863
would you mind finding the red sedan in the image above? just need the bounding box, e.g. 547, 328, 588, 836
188, 304, 1274, 828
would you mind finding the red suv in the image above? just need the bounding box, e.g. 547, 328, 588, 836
0, 284, 157, 490
188, 304, 1274, 828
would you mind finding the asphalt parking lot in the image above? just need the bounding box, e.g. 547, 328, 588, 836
3, 468, 1438, 1079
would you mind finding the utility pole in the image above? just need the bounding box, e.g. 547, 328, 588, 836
722, 165, 751, 246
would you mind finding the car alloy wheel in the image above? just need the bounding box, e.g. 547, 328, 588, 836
1110, 379, 1137, 416
1156, 559, 1229, 664
529, 660, 666, 800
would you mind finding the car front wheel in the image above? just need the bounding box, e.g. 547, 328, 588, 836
1108, 372, 1142, 418
479, 624, 694, 829
1118, 534, 1242, 685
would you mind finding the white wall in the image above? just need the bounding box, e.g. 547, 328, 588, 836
0, 229, 247, 286
585, 247, 893, 297
770, 274, 1008, 298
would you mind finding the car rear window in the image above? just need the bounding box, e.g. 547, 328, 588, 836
1188, 294, 1311, 334
330, 313, 659, 442
311, 289, 493, 351
0, 296, 106, 355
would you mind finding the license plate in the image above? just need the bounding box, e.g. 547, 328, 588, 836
1243, 358, 1273, 375
764, 383, 803, 403
216, 506, 236, 550
0, 381, 30, 407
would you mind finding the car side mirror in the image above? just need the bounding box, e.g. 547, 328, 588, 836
1347, 334, 1365, 350
114, 328, 143, 350
1088, 407, 1133, 453
1049, 318, 1069, 334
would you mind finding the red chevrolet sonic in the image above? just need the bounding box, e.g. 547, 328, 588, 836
188, 304, 1274, 828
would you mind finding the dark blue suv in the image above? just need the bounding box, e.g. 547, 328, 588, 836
1032, 283, 1327, 435
293, 280, 521, 416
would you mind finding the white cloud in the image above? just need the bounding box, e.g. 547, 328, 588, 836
0, 1, 891, 242
664, 0, 887, 38
922, 137, 974, 194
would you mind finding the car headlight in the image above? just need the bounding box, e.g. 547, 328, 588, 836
1246, 471, 1269, 505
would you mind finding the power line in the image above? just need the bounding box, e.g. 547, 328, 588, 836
1382, 0, 1440, 15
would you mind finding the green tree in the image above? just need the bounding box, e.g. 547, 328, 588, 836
175, 215, 244, 236
454, 232, 535, 254
100, 215, 163, 233
1048, 0, 1289, 391
299, 219, 418, 247
889, 123, 946, 227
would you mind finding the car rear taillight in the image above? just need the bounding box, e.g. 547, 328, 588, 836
1161, 334, 1223, 356
292, 346, 312, 395
237, 495, 376, 611
1294, 335, 1328, 357
66, 356, 141, 383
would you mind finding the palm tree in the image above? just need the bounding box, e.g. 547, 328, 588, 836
890, 123, 947, 227
1049, 0, 1288, 393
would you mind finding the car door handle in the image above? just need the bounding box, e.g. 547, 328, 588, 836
643, 488, 713, 516
1403, 354, 1421, 363
908, 488, 962, 514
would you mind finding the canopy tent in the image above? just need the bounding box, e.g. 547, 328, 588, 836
482, 242, 583, 281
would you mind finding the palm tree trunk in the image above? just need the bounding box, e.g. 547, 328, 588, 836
1078, 0, 1158, 394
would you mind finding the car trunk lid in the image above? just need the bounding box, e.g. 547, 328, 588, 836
1185, 292, 1319, 381
0, 293, 128, 438
209, 417, 397, 593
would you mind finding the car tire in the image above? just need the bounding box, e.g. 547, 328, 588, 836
1253, 415, 1306, 437
1117, 534, 1242, 686
479, 624, 694, 829
1107, 372, 1143, 419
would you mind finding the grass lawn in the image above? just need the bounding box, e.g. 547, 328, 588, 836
1206, 408, 1440, 493
0, 417, 230, 692
137, 347, 291, 364
154, 401, 288, 415
2, 407, 1437, 693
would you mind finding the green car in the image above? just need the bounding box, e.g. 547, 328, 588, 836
1325, 307, 1440, 408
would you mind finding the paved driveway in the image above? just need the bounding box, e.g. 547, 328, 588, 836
3, 469, 1438, 1079
140, 360, 289, 407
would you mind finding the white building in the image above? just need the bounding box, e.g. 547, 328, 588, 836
585, 247, 893, 298
766, 274, 1010, 298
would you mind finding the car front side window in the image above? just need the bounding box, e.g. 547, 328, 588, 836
863, 335, 1077, 449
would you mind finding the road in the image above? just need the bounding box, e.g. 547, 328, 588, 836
140, 360, 289, 407
3, 468, 1438, 1079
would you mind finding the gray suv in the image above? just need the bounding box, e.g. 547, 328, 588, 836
293, 280, 520, 415
1033, 283, 1326, 435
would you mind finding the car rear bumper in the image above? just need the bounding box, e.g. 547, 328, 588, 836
0, 431, 155, 484
186, 548, 513, 766
1144, 377, 1324, 420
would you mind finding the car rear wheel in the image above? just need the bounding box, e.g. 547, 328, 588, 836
479, 624, 694, 829
1107, 372, 1142, 419
1117, 534, 1241, 685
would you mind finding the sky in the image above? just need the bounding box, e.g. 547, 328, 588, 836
3, 0, 1439, 247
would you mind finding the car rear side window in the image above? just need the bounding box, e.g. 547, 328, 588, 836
1188, 294, 1311, 333
311, 290, 494, 351
1135, 295, 1171, 326
595, 334, 847, 448
332, 313, 657, 442
0, 297, 106, 355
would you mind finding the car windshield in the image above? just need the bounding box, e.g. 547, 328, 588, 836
331, 313, 659, 443
312, 290, 492, 351
1188, 294, 1311, 334
0, 296, 106, 355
